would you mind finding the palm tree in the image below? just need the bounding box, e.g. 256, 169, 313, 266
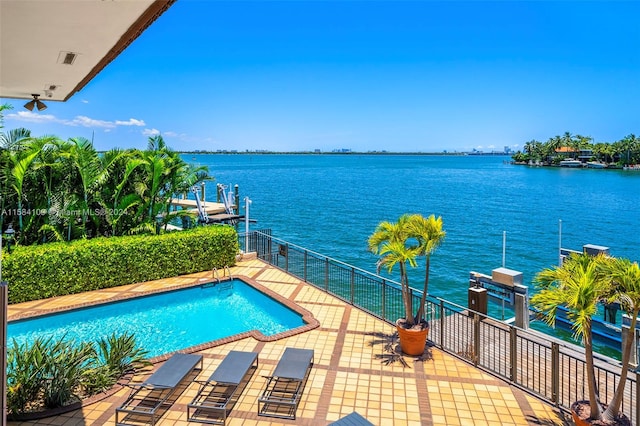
67, 137, 122, 235
30, 136, 63, 210
407, 214, 445, 323
0, 125, 31, 230
545, 135, 563, 163
368, 215, 420, 327
601, 258, 640, 422
105, 152, 145, 236
9, 144, 40, 234
530, 253, 609, 421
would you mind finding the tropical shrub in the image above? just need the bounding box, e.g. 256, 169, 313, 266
4, 225, 238, 304
7, 333, 149, 417
95, 332, 151, 379
0, 117, 212, 244
6, 338, 49, 415
41, 339, 95, 409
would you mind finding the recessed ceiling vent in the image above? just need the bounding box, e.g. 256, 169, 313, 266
57, 51, 78, 65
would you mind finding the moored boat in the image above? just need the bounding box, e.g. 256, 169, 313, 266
586, 161, 606, 168
559, 159, 583, 167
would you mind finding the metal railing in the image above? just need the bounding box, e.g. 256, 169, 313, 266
239, 230, 639, 424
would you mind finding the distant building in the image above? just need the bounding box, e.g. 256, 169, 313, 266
555, 146, 593, 162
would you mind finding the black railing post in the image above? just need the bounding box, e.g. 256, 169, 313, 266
303, 250, 308, 282
510, 327, 518, 383
285, 243, 289, 272
439, 299, 445, 349
552, 342, 560, 404
381, 279, 386, 322
350, 267, 355, 304
324, 257, 329, 292
473, 314, 481, 367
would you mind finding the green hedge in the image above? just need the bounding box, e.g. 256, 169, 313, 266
3, 226, 239, 304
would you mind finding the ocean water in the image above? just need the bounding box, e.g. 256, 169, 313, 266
188, 154, 640, 309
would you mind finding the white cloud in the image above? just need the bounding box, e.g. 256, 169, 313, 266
7, 111, 147, 130
142, 128, 161, 136
487, 144, 496, 149
81, 99, 89, 104
115, 118, 145, 126
68, 115, 116, 128
164, 131, 179, 137
6, 111, 57, 123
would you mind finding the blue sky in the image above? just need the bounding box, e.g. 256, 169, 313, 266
2, 1, 639, 152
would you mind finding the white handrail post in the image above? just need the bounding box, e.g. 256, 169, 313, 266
558, 219, 563, 266
502, 231, 506, 268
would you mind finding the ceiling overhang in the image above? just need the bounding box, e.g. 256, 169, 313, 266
0, 0, 176, 102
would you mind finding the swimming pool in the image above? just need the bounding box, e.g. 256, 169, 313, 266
8, 278, 307, 358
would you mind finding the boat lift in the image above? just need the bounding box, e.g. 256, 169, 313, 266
187, 183, 255, 226
192, 185, 208, 223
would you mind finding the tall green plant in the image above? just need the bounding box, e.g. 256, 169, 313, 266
530, 253, 609, 421
41, 339, 95, 408
601, 258, 640, 422
95, 332, 150, 378
7, 337, 49, 415
67, 137, 121, 235
408, 214, 445, 323
368, 214, 420, 327
6, 333, 150, 416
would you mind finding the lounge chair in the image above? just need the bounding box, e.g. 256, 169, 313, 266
115, 353, 203, 426
329, 411, 375, 425
187, 350, 259, 424
257, 347, 314, 420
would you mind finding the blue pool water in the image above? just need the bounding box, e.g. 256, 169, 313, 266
8, 279, 305, 358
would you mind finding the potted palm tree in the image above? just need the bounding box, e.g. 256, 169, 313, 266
531, 252, 637, 426
599, 257, 640, 425
368, 213, 445, 356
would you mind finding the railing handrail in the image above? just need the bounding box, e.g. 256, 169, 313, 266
241, 230, 625, 362
249, 230, 407, 287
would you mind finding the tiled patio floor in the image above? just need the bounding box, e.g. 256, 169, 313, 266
8, 258, 568, 425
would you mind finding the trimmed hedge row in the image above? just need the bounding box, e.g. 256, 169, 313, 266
3, 226, 239, 304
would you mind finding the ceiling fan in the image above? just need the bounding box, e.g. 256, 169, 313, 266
24, 94, 47, 111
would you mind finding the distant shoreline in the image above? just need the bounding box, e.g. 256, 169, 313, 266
178, 151, 511, 156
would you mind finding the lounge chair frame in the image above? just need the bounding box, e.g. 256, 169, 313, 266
257, 347, 314, 420
115, 353, 203, 426
187, 350, 259, 425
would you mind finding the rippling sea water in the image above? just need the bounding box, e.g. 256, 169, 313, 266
188, 154, 640, 310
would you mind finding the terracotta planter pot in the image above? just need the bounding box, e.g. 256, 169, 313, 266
571, 409, 590, 426
396, 319, 429, 356
570, 401, 631, 426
